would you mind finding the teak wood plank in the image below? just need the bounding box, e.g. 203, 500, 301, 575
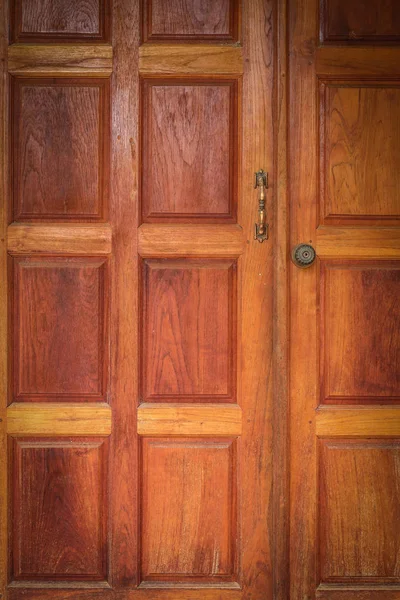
8, 44, 113, 76
138, 224, 246, 257
139, 44, 243, 74
316, 47, 400, 77
137, 403, 242, 436
316, 408, 400, 437
7, 403, 112, 436
316, 227, 400, 258
7, 223, 112, 254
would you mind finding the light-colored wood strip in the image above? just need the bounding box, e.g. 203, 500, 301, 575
7, 403, 112, 436
316, 408, 400, 437
137, 403, 242, 436
316, 227, 400, 258
8, 44, 113, 76
7, 223, 112, 254
316, 47, 400, 77
139, 44, 243, 75
138, 224, 246, 257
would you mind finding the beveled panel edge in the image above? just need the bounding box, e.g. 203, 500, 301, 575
8, 44, 113, 76
316, 226, 400, 258
138, 224, 245, 257
316, 407, 400, 437
138, 403, 242, 436
316, 47, 400, 78
7, 402, 112, 436
139, 44, 243, 75
7, 224, 112, 254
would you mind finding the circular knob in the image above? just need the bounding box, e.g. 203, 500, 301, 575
291, 243, 316, 268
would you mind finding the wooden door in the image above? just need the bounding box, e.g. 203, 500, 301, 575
288, 0, 400, 599
0, 1, 274, 599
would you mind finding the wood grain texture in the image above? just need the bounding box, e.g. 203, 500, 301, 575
142, 0, 238, 42
8, 224, 112, 255
321, 0, 400, 42
316, 47, 400, 77
139, 45, 243, 75
11, 437, 108, 581
316, 407, 400, 437
11, 77, 110, 221
8, 44, 113, 76
7, 588, 242, 599
12, 257, 109, 401
321, 84, 400, 224
319, 440, 400, 582
137, 403, 242, 436
0, 0, 7, 594
138, 224, 245, 257
141, 259, 236, 402
7, 403, 112, 436
141, 78, 238, 222
317, 588, 400, 600
321, 261, 400, 404
140, 437, 238, 583
11, 0, 110, 42
316, 226, 400, 258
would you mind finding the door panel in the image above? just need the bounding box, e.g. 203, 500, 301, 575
0, 1, 273, 599
290, 0, 400, 599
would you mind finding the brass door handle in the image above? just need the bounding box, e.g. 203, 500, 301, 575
254, 170, 269, 242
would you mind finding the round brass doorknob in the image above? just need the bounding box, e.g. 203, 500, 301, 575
291, 243, 316, 268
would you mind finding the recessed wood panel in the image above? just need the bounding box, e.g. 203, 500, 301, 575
321, 261, 400, 404
12, 257, 109, 401
11, 77, 110, 221
11, 0, 110, 42
140, 437, 238, 583
321, 84, 400, 225
321, 0, 400, 42
141, 259, 236, 402
11, 437, 108, 581
142, 0, 239, 42
319, 440, 400, 583
141, 79, 238, 223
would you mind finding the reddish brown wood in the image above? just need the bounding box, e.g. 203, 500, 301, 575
319, 440, 400, 582
11, 0, 111, 42
12, 257, 109, 402
140, 437, 238, 583
141, 259, 236, 402
141, 78, 238, 223
11, 77, 110, 221
320, 261, 400, 404
321, 0, 400, 42
321, 83, 400, 225
10, 437, 108, 581
142, 0, 239, 42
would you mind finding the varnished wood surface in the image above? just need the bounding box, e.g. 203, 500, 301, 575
8, 44, 113, 76
141, 78, 238, 222
8, 223, 112, 254
139, 44, 243, 75
317, 47, 400, 77
7, 589, 243, 599
11, 77, 110, 221
316, 226, 400, 258
316, 408, 400, 437
142, 0, 238, 42
138, 224, 245, 257
7, 403, 112, 436
137, 403, 242, 435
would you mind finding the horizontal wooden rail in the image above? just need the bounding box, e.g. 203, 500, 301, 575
138, 403, 242, 436
316, 407, 400, 437
138, 224, 246, 257
8, 223, 112, 254
139, 44, 243, 75
316, 226, 400, 259
316, 47, 400, 77
8, 44, 113, 76
7, 403, 112, 436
